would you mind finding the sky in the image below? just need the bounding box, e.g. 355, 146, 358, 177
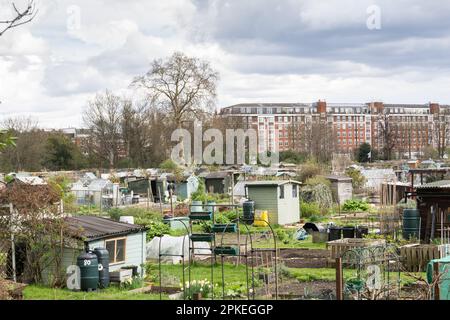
2, 0, 450, 128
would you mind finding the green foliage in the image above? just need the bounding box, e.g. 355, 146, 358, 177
0, 130, 16, 151
159, 159, 178, 172
108, 208, 122, 221
342, 199, 370, 212
305, 176, 331, 188
182, 279, 213, 299
191, 178, 207, 202
297, 161, 323, 183
120, 276, 144, 290
300, 201, 322, 218
345, 168, 366, 190
44, 133, 87, 170
356, 143, 371, 163
279, 150, 307, 164
300, 182, 333, 212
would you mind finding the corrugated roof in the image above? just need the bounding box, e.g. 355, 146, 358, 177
199, 171, 230, 179
245, 180, 302, 187
416, 180, 450, 189
65, 216, 145, 241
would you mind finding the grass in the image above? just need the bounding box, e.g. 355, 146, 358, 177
286, 267, 425, 285
148, 261, 253, 287
253, 235, 327, 250
23, 284, 167, 300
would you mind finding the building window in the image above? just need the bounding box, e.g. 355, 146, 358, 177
279, 185, 285, 199
292, 185, 298, 198
105, 237, 126, 264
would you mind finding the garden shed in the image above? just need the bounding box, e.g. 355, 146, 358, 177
415, 180, 450, 242
42, 216, 147, 284
245, 180, 301, 225
199, 171, 234, 194
160, 173, 199, 200
326, 175, 353, 204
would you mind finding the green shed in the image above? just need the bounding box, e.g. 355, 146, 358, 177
244, 180, 301, 225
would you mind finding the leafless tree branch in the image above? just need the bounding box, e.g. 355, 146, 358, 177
0, 1, 37, 37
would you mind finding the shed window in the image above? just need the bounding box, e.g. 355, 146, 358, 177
105, 238, 126, 264
279, 185, 285, 199
292, 185, 298, 198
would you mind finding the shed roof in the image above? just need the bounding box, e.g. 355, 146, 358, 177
65, 216, 145, 241
199, 171, 231, 179
245, 180, 302, 187
326, 175, 352, 182
416, 180, 450, 189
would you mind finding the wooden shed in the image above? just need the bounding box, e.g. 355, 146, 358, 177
415, 180, 450, 242
42, 216, 147, 284
245, 180, 301, 225
199, 171, 235, 194
326, 175, 353, 204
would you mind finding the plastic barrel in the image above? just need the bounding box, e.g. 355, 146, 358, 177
403, 209, 420, 240
328, 227, 342, 241
77, 251, 99, 291
94, 248, 110, 289
242, 201, 255, 225
342, 226, 356, 238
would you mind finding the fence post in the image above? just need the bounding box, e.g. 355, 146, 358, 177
433, 262, 440, 300
9, 203, 17, 283
336, 257, 343, 300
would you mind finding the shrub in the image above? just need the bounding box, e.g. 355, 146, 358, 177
300, 201, 321, 218
297, 162, 322, 183
299, 183, 333, 212
345, 168, 366, 190
342, 199, 370, 212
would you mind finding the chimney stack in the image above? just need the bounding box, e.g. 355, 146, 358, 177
317, 100, 327, 113
429, 102, 440, 114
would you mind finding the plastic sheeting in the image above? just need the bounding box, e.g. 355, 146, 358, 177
146, 235, 211, 264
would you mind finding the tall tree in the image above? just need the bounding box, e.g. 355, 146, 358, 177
434, 109, 450, 159
0, 1, 37, 37
83, 90, 123, 168
43, 133, 86, 170
377, 114, 398, 160
0, 116, 46, 172
132, 52, 219, 129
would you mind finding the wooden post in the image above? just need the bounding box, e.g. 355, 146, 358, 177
433, 262, 440, 300
336, 257, 343, 300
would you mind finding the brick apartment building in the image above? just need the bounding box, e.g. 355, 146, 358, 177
220, 101, 450, 159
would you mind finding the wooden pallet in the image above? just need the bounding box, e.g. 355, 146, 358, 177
400, 244, 450, 272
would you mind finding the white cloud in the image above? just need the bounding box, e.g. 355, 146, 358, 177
2, 0, 450, 128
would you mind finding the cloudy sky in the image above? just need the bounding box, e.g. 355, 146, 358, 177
2, 0, 450, 128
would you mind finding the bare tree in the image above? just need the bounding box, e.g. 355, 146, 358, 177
434, 109, 450, 159
0, 1, 37, 37
83, 90, 123, 168
377, 114, 398, 160
132, 52, 219, 128
0, 116, 45, 171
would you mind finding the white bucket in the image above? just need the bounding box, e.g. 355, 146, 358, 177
120, 216, 134, 224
